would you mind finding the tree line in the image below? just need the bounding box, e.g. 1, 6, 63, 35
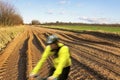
42, 21, 120, 27
0, 1, 23, 26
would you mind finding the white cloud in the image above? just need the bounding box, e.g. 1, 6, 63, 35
77, 3, 83, 7
79, 16, 111, 24
59, 11, 65, 15
46, 10, 54, 14
26, 2, 31, 6
46, 9, 66, 15
59, 0, 70, 4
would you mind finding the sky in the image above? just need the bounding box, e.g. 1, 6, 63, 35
5, 0, 120, 24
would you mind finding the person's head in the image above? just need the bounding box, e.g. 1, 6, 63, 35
46, 35, 59, 50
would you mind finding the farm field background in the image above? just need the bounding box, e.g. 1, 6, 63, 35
0, 0, 120, 80
0, 25, 120, 80
42, 25, 120, 34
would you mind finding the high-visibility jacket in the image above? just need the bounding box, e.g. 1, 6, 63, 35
31, 43, 72, 78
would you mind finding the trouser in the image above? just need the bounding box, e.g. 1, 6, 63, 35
49, 66, 70, 80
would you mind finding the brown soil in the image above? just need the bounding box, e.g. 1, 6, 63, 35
0, 26, 120, 80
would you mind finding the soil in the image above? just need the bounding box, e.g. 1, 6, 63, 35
0, 26, 120, 80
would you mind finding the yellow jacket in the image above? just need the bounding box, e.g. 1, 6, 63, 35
31, 43, 72, 78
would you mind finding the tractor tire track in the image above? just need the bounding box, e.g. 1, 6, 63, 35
0, 26, 120, 80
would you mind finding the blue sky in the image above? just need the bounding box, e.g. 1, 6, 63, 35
7, 0, 120, 24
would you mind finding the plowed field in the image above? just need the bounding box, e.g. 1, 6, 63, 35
0, 26, 120, 80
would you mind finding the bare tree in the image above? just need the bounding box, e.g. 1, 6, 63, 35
0, 1, 23, 26
31, 20, 40, 25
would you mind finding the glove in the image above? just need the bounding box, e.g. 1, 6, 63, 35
47, 76, 57, 80
29, 73, 39, 78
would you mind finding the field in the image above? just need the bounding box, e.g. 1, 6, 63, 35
43, 25, 120, 34
0, 25, 120, 80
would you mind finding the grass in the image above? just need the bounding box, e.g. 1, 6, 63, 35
43, 25, 120, 34
0, 26, 25, 51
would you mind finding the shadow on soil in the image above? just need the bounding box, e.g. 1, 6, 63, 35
18, 38, 29, 80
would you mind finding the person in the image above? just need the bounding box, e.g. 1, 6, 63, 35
30, 35, 72, 80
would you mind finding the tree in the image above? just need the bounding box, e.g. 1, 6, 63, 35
31, 20, 40, 25
0, 1, 23, 26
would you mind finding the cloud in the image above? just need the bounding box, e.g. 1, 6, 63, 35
46, 9, 66, 15
59, 0, 70, 4
46, 10, 54, 14
26, 2, 31, 6
79, 16, 111, 24
59, 11, 65, 15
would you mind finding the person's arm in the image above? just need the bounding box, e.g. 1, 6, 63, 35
30, 46, 51, 75
52, 46, 70, 78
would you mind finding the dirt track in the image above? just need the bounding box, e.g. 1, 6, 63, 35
0, 26, 120, 80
